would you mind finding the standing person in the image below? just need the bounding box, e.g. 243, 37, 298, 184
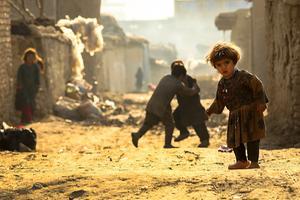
206, 42, 268, 169
131, 60, 200, 148
173, 73, 210, 147
135, 67, 143, 92
15, 48, 41, 124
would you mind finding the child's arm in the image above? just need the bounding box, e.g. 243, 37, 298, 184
250, 75, 268, 112
206, 98, 225, 116
178, 82, 200, 96
206, 87, 225, 116
16, 65, 24, 90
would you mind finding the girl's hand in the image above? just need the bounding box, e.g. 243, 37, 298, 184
257, 104, 267, 112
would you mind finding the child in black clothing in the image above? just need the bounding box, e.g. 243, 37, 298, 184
131, 60, 200, 148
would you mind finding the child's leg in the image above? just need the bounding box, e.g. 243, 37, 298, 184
173, 109, 190, 142
246, 140, 260, 168
136, 112, 159, 137
229, 143, 250, 169
193, 122, 209, 143
174, 126, 190, 142
132, 112, 159, 147
233, 143, 247, 162
161, 111, 175, 148
21, 105, 33, 124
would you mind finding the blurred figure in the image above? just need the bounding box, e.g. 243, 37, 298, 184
131, 60, 199, 148
15, 48, 41, 124
173, 74, 210, 147
135, 67, 143, 92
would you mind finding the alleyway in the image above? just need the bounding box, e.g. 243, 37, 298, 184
0, 93, 299, 200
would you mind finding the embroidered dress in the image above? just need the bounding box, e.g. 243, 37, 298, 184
207, 69, 268, 148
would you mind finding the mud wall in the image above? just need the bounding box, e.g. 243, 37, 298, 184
251, 0, 267, 84
125, 45, 146, 92
11, 34, 72, 118
230, 9, 252, 72
57, 0, 100, 21
11, 0, 57, 20
0, 0, 14, 122
102, 47, 127, 93
266, 0, 300, 141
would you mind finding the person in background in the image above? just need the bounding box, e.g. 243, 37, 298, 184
15, 48, 41, 124
173, 70, 210, 147
131, 60, 200, 148
135, 67, 144, 92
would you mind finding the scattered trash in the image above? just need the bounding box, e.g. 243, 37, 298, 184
77, 100, 102, 120
69, 189, 87, 200
54, 96, 81, 121
31, 182, 44, 190
218, 145, 233, 153
104, 100, 116, 109
65, 83, 82, 100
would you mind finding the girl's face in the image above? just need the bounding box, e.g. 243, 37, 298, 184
25, 53, 36, 64
214, 58, 235, 79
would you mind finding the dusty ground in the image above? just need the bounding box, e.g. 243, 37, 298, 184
0, 93, 299, 200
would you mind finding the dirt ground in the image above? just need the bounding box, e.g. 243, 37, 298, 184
0, 93, 299, 200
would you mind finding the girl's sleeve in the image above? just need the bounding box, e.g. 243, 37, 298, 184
35, 64, 40, 86
207, 87, 225, 115
16, 65, 23, 89
250, 75, 268, 104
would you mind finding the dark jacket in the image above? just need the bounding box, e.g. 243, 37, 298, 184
15, 63, 40, 110
174, 75, 208, 126
146, 74, 199, 118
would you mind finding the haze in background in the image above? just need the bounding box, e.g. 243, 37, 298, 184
102, 0, 251, 60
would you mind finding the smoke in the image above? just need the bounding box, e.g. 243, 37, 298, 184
57, 16, 104, 80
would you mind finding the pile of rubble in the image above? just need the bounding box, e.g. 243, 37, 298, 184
53, 80, 143, 127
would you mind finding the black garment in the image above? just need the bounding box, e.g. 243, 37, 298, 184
0, 127, 37, 151
175, 75, 208, 126
136, 110, 174, 146
15, 63, 40, 111
173, 108, 209, 142
233, 140, 260, 162
173, 75, 209, 142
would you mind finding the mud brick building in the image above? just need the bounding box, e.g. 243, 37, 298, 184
0, 0, 14, 122
266, 0, 300, 143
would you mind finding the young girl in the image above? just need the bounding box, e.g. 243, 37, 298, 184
15, 48, 41, 124
206, 42, 268, 169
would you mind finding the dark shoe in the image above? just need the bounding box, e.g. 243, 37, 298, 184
174, 133, 189, 142
247, 162, 260, 169
163, 144, 177, 148
198, 139, 209, 148
131, 132, 139, 148
228, 161, 251, 170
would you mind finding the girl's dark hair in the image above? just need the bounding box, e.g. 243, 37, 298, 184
171, 60, 187, 77
22, 48, 45, 73
22, 48, 38, 62
205, 42, 241, 67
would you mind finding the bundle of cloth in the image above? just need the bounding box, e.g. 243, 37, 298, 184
0, 122, 36, 152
